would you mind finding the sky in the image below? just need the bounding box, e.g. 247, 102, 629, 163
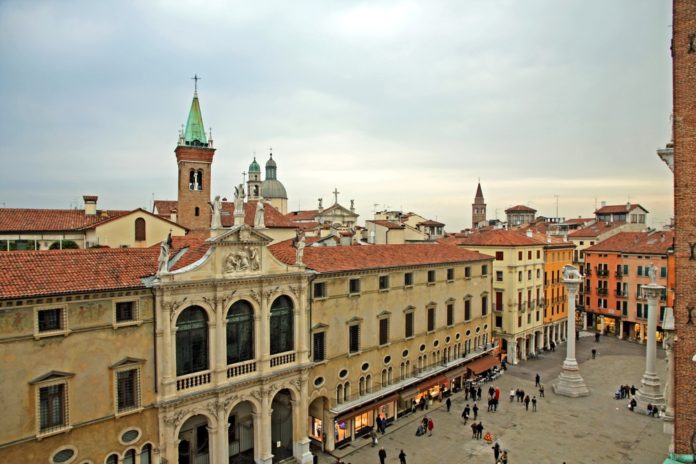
0, 0, 674, 231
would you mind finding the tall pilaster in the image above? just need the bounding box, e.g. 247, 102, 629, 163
661, 307, 675, 448
635, 269, 665, 413
553, 265, 590, 397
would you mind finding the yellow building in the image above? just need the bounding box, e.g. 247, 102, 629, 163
0, 248, 160, 464
541, 239, 575, 349
267, 241, 496, 451
450, 230, 546, 364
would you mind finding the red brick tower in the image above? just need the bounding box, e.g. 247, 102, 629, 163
175, 81, 215, 233
672, 0, 696, 455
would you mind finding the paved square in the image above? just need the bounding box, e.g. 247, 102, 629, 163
318, 333, 669, 464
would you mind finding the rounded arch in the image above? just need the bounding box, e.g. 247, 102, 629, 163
223, 297, 259, 319
173, 410, 216, 439
225, 299, 255, 365
269, 295, 294, 355
172, 301, 215, 324
224, 396, 261, 419
103, 453, 119, 464
175, 306, 210, 377
121, 448, 137, 464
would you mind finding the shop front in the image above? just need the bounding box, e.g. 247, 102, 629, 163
398, 376, 449, 414
333, 394, 398, 448
466, 354, 500, 379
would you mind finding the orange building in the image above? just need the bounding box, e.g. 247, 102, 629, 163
584, 230, 674, 341
542, 240, 575, 348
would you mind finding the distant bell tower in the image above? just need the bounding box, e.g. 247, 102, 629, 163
472, 181, 487, 228
175, 75, 216, 233
247, 156, 262, 200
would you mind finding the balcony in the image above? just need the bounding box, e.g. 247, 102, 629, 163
270, 352, 296, 367
596, 268, 609, 277
176, 370, 212, 392
596, 287, 608, 296
529, 300, 536, 310
227, 360, 257, 378
615, 271, 624, 279
585, 268, 592, 276
615, 290, 627, 298
518, 302, 526, 312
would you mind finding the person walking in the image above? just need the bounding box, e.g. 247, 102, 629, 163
398, 449, 407, 464
427, 417, 434, 436
446, 397, 452, 412
462, 404, 470, 423
471, 421, 478, 439
370, 429, 378, 447
539, 385, 545, 398
535, 373, 540, 387
378, 447, 387, 464
524, 394, 530, 411
492, 442, 501, 462
473, 402, 479, 420
477, 386, 482, 401
509, 388, 515, 402
532, 396, 537, 412
592, 348, 597, 359
499, 450, 508, 464
595, 332, 600, 342
476, 422, 484, 439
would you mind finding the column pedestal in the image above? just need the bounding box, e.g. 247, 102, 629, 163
635, 281, 665, 414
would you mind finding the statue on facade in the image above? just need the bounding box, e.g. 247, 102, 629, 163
234, 184, 245, 213
562, 264, 582, 281
157, 232, 172, 275
210, 195, 222, 229
295, 229, 306, 265
255, 199, 265, 227
648, 263, 657, 284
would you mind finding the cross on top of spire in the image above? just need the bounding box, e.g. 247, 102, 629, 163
192, 74, 201, 93
333, 187, 340, 204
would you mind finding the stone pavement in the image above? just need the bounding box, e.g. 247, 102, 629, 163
316, 332, 669, 464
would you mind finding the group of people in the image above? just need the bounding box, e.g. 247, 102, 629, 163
377, 447, 407, 464
615, 384, 637, 399
414, 416, 434, 436
470, 420, 485, 439
492, 442, 509, 464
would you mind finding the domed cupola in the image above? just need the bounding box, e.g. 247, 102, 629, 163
260, 150, 288, 213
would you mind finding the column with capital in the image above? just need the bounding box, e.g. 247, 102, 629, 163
634, 265, 665, 413
553, 265, 590, 397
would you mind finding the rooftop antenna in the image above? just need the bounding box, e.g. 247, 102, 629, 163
151, 193, 155, 212
554, 194, 559, 219
373, 203, 379, 215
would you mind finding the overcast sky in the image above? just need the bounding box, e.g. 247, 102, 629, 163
0, 0, 674, 231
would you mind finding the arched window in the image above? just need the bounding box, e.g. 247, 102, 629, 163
134, 218, 146, 242
106, 454, 119, 464
140, 444, 152, 464
196, 170, 203, 191
269, 296, 294, 354
336, 384, 343, 404
226, 300, 254, 364
123, 449, 136, 464
176, 306, 209, 376
189, 170, 196, 190
195, 206, 200, 217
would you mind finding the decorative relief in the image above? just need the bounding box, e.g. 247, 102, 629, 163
264, 287, 278, 303
239, 228, 251, 242
202, 296, 220, 309
163, 409, 189, 428
162, 300, 183, 322
224, 246, 261, 273
249, 290, 261, 305
288, 286, 300, 299
291, 378, 303, 391
250, 389, 264, 402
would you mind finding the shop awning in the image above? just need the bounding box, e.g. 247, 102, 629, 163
466, 354, 500, 374
399, 375, 449, 399
335, 393, 399, 423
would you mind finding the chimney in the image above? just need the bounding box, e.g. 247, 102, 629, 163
83, 195, 98, 216
170, 207, 178, 223
600, 201, 606, 208
526, 229, 533, 238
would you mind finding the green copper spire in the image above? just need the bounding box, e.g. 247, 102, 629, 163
183, 91, 207, 146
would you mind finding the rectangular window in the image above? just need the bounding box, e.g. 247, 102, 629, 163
481, 296, 488, 316
38, 308, 63, 332
379, 319, 389, 345
527, 313, 531, 324
518, 271, 523, 282
518, 316, 522, 327
623, 264, 628, 275
447, 303, 454, 326
464, 299, 471, 321
496, 271, 503, 282
379, 275, 390, 290
495, 316, 502, 328
518, 251, 523, 260
464, 267, 471, 278
349, 325, 360, 353
495, 251, 504, 260
660, 267, 667, 278
536, 250, 541, 259
637, 266, 643, 276
481, 264, 488, 276
349, 278, 361, 294
313, 332, 326, 362
313, 282, 327, 298
115, 301, 136, 323
405, 312, 414, 338
427, 307, 435, 332
427, 270, 436, 284
404, 272, 413, 286
117, 368, 140, 413
39, 383, 66, 432
447, 268, 455, 281
637, 303, 643, 318
528, 251, 532, 260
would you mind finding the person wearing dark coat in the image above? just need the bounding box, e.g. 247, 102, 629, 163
535, 373, 541, 387
472, 402, 479, 419
378, 447, 387, 464
446, 397, 452, 412
399, 449, 407, 464
492, 442, 501, 461
524, 394, 531, 411
477, 386, 483, 400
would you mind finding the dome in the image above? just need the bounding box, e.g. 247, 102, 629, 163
265, 155, 277, 168
261, 179, 288, 199
249, 157, 261, 173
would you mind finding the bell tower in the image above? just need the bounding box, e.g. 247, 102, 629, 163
247, 156, 262, 200
472, 181, 486, 228
175, 76, 216, 233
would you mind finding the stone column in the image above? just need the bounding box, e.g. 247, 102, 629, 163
582, 311, 588, 331
215, 411, 229, 464
520, 336, 527, 361
553, 266, 589, 397
324, 410, 336, 452
214, 297, 226, 384
530, 332, 536, 355
619, 320, 624, 339
634, 274, 665, 413
661, 308, 675, 447
293, 371, 313, 463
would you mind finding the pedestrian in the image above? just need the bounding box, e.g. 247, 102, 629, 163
473, 402, 479, 420
465, 386, 470, 400
592, 348, 597, 359
471, 421, 477, 438
595, 332, 600, 342
446, 397, 452, 412
524, 394, 530, 411
476, 422, 484, 439
631, 385, 637, 396
477, 386, 482, 401
376, 416, 382, 435
500, 450, 508, 464
399, 449, 407, 464
628, 398, 637, 411
551, 340, 556, 351
532, 395, 537, 412
535, 373, 540, 387
378, 447, 387, 464
370, 429, 378, 447
489, 386, 495, 397
509, 388, 515, 402
539, 385, 545, 398
520, 389, 525, 403
427, 417, 434, 436
492, 442, 501, 461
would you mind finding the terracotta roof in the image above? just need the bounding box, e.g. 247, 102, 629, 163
505, 205, 537, 213
0, 208, 131, 232
568, 221, 625, 238
0, 248, 158, 299
585, 231, 674, 255
418, 220, 445, 227
167, 236, 211, 271
367, 220, 404, 230
564, 218, 594, 225
594, 203, 648, 214
154, 200, 297, 228
268, 241, 492, 273
446, 229, 545, 247
286, 210, 320, 221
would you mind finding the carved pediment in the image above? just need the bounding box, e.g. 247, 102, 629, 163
208, 225, 273, 246
209, 225, 274, 276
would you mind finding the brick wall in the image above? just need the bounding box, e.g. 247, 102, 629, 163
175, 145, 215, 232
673, 0, 696, 454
